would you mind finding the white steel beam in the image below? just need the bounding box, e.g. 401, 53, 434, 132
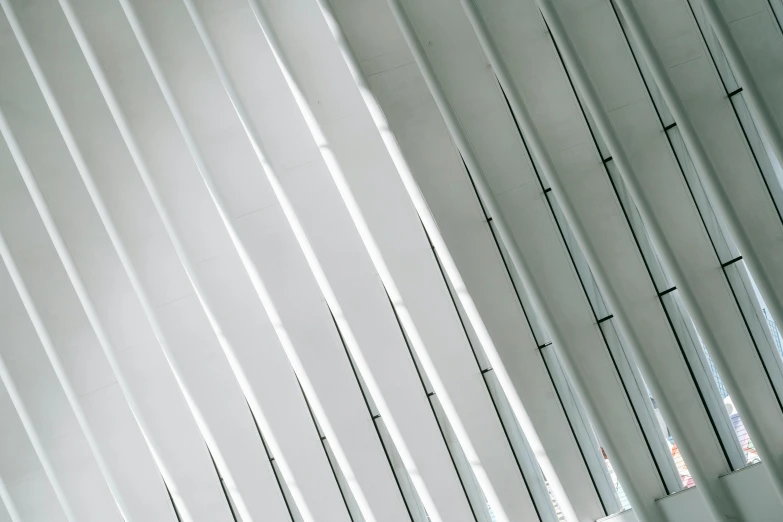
315, 0, 607, 520
109, 0, 405, 519
181, 1, 478, 520
613, 0, 783, 503
501, 0, 749, 519
67, 0, 352, 519
698, 0, 783, 169
7, 0, 290, 518
479, 0, 738, 501
615, 3, 773, 467
0, 120, 230, 521
245, 1, 543, 520
386, 0, 669, 520
0, 379, 65, 522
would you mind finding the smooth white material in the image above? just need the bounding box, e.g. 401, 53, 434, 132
0, 256, 77, 521
532, 1, 739, 520
56, 1, 297, 519
311, 0, 582, 520
186, 1, 478, 521
119, 0, 410, 519
427, 1, 669, 520
699, 0, 783, 170
0, 2, 244, 519
615, 0, 783, 504
74, 0, 350, 519
247, 1, 540, 521
0, 380, 66, 522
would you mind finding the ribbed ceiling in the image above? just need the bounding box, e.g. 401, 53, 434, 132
0, 1, 782, 522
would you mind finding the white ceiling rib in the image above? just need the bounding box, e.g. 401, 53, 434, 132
1, 1, 783, 522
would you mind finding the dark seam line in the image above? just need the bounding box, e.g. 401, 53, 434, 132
481, 367, 493, 374
683, 0, 732, 93
607, 0, 736, 469
421, 221, 488, 377
383, 287, 480, 522
325, 309, 415, 522
500, 76, 622, 510
608, 0, 667, 130
603, 156, 613, 164
664, 122, 677, 131
721, 255, 743, 268
688, 2, 783, 228
459, 144, 599, 515
546, 19, 671, 493
163, 478, 183, 522
608, 0, 726, 267
595, 313, 672, 494
662, 116, 725, 262
461, 116, 605, 513
499, 73, 599, 322
604, 168, 664, 300
497, 69, 622, 506
656, 90, 783, 446
683, 0, 783, 235
500, 67, 607, 314
597, 314, 614, 324
497, 80, 548, 189
729, 98, 783, 228
546, 24, 674, 486
539, 352, 608, 516
247, 402, 296, 521
725, 276, 783, 415
481, 369, 545, 522
208, 448, 238, 522
459, 155, 493, 219
654, 64, 783, 459
459, 152, 548, 344
384, 287, 433, 396
728, 87, 743, 98
683, 0, 783, 228
426, 222, 544, 522
599, 111, 733, 469
767, 0, 783, 35
659, 299, 735, 465
426, 390, 482, 522
297, 377, 355, 522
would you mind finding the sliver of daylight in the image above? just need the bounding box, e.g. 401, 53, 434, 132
306, 1, 578, 522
